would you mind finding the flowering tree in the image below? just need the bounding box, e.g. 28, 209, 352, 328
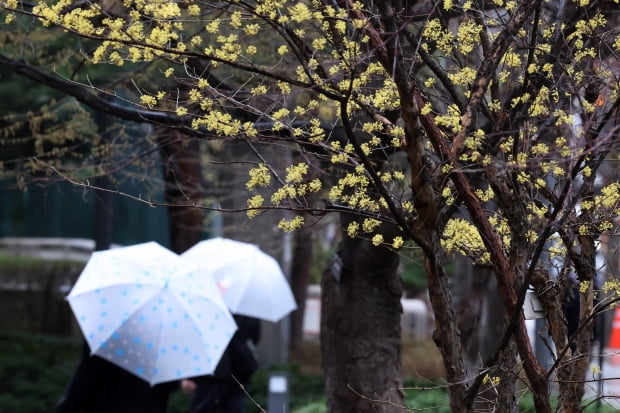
1, 0, 620, 411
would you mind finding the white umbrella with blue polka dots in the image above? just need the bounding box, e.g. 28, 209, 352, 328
66, 241, 237, 385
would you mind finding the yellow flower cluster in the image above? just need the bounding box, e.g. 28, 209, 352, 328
598, 183, 620, 208
392, 236, 404, 249
271, 185, 297, 205
285, 163, 309, 184
569, 14, 607, 50
369, 80, 400, 111
603, 279, 620, 299
32, 0, 72, 27
423, 19, 453, 55
278, 216, 305, 232
503, 51, 522, 68
143, 1, 181, 19
435, 104, 461, 134
61, 6, 97, 35
246, 164, 271, 190
456, 20, 482, 55
140, 94, 158, 107
288, 2, 312, 23
528, 87, 551, 117
475, 186, 495, 203
482, 374, 501, 387
243, 122, 258, 138
441, 218, 485, 258
547, 237, 566, 260
246, 195, 265, 218
328, 172, 378, 209
448, 67, 477, 87
371, 234, 384, 246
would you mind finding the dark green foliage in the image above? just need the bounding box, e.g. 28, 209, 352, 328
5, 333, 614, 413
403, 379, 450, 412
167, 389, 192, 413
0, 332, 199, 413
0, 333, 82, 413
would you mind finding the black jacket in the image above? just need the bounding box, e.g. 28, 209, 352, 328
55, 343, 178, 413
213, 315, 261, 381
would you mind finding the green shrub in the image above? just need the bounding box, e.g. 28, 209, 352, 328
167, 389, 192, 413
0, 332, 82, 413
402, 379, 450, 413
293, 400, 327, 413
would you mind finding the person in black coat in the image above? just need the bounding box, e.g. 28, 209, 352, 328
55, 342, 178, 413
182, 314, 261, 413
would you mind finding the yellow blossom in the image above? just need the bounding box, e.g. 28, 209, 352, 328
371, 234, 384, 246
285, 163, 309, 184
421, 102, 433, 115
246, 195, 264, 218
230, 11, 242, 28
482, 374, 501, 386
579, 280, 591, 294
362, 219, 381, 233
187, 4, 201, 16
278, 216, 305, 232
288, 2, 312, 22
244, 122, 258, 138
246, 164, 271, 189
245, 24, 260, 36
140, 94, 157, 107
347, 222, 359, 237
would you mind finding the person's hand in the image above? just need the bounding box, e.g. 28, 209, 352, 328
181, 379, 196, 393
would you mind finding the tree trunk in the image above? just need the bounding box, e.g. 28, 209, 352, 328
93, 108, 115, 252
158, 131, 204, 254
93, 176, 114, 252
455, 264, 516, 410
321, 220, 404, 413
290, 220, 313, 352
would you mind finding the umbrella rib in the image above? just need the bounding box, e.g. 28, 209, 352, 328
67, 281, 164, 300
150, 292, 167, 386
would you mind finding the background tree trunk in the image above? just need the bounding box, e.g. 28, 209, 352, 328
158, 131, 204, 254
93, 110, 114, 252
321, 218, 404, 413
289, 219, 313, 352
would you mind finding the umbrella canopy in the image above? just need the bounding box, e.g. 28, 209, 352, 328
67, 241, 237, 385
181, 237, 297, 323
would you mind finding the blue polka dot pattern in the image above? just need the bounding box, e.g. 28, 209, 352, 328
67, 241, 237, 385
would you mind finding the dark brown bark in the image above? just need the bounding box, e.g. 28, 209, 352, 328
93, 111, 115, 252
289, 221, 314, 351
455, 263, 519, 411
157, 131, 205, 254
0, 53, 194, 133
320, 220, 404, 413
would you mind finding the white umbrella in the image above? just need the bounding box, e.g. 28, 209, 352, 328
181, 237, 297, 323
67, 241, 237, 385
